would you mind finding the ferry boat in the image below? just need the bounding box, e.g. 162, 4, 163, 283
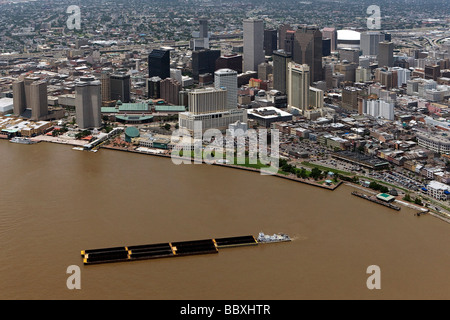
9, 137, 37, 145
257, 232, 291, 243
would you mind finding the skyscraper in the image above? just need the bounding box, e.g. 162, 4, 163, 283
264, 29, 278, 56
190, 18, 210, 50
322, 27, 337, 52
215, 54, 243, 73
75, 76, 102, 129
178, 87, 247, 133
30, 81, 48, 121
148, 49, 170, 80
109, 73, 131, 103
278, 24, 293, 51
378, 41, 394, 68
287, 62, 310, 114
12, 76, 48, 120
160, 78, 182, 105
292, 26, 323, 82
360, 31, 386, 56
243, 18, 265, 72
215, 68, 238, 109
192, 49, 221, 80
272, 49, 292, 94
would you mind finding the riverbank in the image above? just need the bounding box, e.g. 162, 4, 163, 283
100, 144, 342, 191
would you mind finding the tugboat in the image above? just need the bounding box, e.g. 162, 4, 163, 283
9, 137, 37, 144
257, 232, 291, 243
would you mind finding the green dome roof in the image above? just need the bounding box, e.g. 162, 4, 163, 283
125, 126, 140, 138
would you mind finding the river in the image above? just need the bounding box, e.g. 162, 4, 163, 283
0, 141, 449, 300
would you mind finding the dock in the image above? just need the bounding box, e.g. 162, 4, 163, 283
351, 191, 401, 211
81, 235, 260, 265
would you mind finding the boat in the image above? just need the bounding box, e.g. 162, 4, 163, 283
257, 232, 291, 243
9, 137, 37, 145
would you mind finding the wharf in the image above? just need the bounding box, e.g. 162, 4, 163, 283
351, 191, 401, 211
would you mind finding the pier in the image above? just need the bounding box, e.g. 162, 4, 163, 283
351, 191, 401, 211
81, 235, 262, 265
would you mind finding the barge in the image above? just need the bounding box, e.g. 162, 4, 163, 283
81, 233, 289, 265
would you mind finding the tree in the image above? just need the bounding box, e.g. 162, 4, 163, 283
414, 197, 423, 206
310, 167, 322, 180
403, 193, 412, 202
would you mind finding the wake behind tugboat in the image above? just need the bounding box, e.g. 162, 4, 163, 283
257, 232, 291, 243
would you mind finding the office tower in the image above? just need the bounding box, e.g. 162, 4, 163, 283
243, 19, 265, 72
179, 87, 247, 133
192, 49, 221, 80
278, 24, 293, 51
160, 78, 182, 105
322, 38, 331, 57
322, 27, 337, 51
199, 18, 208, 38
190, 18, 210, 50
170, 68, 183, 84
361, 32, 386, 56
100, 71, 111, 102
148, 49, 170, 80
309, 87, 324, 109
272, 49, 292, 94
109, 73, 131, 103
292, 26, 323, 82
215, 68, 238, 109
342, 86, 361, 111
378, 41, 394, 68
215, 54, 243, 73
425, 65, 440, 81
12, 81, 26, 116
258, 62, 272, 81
287, 62, 310, 114
75, 76, 102, 129
147, 76, 161, 99
284, 30, 295, 54
339, 48, 360, 64
12, 76, 48, 120
264, 29, 278, 56
30, 81, 48, 121
392, 67, 411, 87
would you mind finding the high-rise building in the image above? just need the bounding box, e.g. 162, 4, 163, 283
362, 99, 394, 120
361, 32, 386, 56
160, 78, 182, 105
75, 76, 102, 129
190, 18, 210, 50
147, 76, 161, 99
264, 29, 278, 56
30, 81, 48, 121
148, 49, 170, 80
287, 62, 310, 114
378, 41, 394, 68
109, 73, 131, 103
12, 76, 48, 120
292, 26, 323, 82
192, 49, 221, 80
243, 18, 265, 72
12, 80, 26, 116
272, 50, 292, 94
215, 68, 238, 109
215, 54, 243, 73
178, 87, 247, 133
322, 27, 337, 51
100, 71, 111, 102
278, 24, 293, 51
322, 38, 331, 57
